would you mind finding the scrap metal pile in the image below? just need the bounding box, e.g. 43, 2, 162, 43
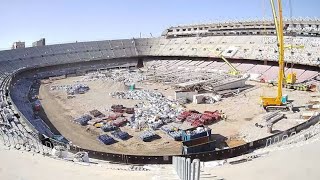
79, 69, 146, 84
105, 69, 146, 84
50, 83, 90, 95
111, 130, 129, 140
202, 95, 222, 104
161, 125, 182, 141
110, 90, 184, 129
73, 112, 131, 145
67, 84, 90, 95
139, 130, 157, 142
98, 134, 115, 145
143, 64, 246, 92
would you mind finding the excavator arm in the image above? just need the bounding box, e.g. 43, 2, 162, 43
209, 50, 240, 76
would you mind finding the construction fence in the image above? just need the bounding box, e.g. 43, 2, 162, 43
4, 114, 317, 165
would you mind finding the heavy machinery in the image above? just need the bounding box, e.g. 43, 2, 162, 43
210, 50, 241, 76
261, 0, 291, 111
269, 72, 312, 91
268, 44, 310, 91
219, 54, 241, 76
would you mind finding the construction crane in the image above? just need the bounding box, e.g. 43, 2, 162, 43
269, 45, 310, 90
261, 0, 290, 111
284, 44, 304, 84
209, 50, 241, 76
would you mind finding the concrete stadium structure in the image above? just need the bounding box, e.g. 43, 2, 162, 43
0, 20, 319, 165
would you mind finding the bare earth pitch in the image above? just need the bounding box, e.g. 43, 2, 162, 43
39, 75, 316, 155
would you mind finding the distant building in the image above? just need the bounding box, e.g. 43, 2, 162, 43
32, 38, 46, 47
11, 41, 25, 49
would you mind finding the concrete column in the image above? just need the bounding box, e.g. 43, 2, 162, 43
191, 160, 195, 180
178, 157, 183, 179
193, 159, 200, 180
186, 158, 191, 180
182, 157, 186, 180
172, 156, 175, 172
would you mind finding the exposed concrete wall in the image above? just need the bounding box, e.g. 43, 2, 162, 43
175, 91, 198, 102
212, 77, 247, 91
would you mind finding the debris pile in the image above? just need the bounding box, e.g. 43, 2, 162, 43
50, 84, 90, 95
110, 90, 184, 129
111, 130, 129, 140
106, 69, 146, 83
161, 125, 182, 141
67, 84, 89, 95
73, 114, 92, 126
177, 110, 222, 127
97, 134, 115, 145
101, 123, 117, 132
79, 69, 146, 84
139, 130, 157, 142
202, 95, 221, 104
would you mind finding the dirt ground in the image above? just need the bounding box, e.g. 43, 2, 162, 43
39, 75, 317, 155
39, 77, 182, 155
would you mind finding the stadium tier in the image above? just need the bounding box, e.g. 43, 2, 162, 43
0, 20, 319, 164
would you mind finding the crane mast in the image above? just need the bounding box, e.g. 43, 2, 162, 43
261, 0, 288, 110
276, 0, 284, 103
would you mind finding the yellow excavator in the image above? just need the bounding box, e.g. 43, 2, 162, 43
210, 50, 241, 76
261, 0, 292, 111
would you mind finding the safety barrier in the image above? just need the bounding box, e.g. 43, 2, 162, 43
66, 114, 320, 164
1, 113, 319, 164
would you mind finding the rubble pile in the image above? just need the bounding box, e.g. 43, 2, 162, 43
105, 69, 146, 84
79, 69, 146, 84
67, 84, 90, 95
51, 84, 90, 95
110, 90, 185, 129
202, 95, 221, 104
78, 72, 107, 82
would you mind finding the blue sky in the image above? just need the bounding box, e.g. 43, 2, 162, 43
0, 0, 319, 49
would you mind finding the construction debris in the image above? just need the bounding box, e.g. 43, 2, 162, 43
263, 111, 284, 125
73, 152, 90, 163
50, 83, 90, 95
111, 130, 129, 140
161, 125, 182, 141
98, 134, 115, 145
101, 123, 117, 132
78, 69, 146, 84
89, 109, 104, 118
73, 114, 92, 126
139, 130, 157, 142
110, 90, 184, 130
176, 110, 223, 127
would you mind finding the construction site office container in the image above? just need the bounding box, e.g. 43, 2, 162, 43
181, 126, 211, 142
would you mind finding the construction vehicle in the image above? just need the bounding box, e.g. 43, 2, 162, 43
219, 54, 241, 76
209, 50, 241, 76
269, 72, 312, 91
261, 0, 292, 111
268, 44, 310, 91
